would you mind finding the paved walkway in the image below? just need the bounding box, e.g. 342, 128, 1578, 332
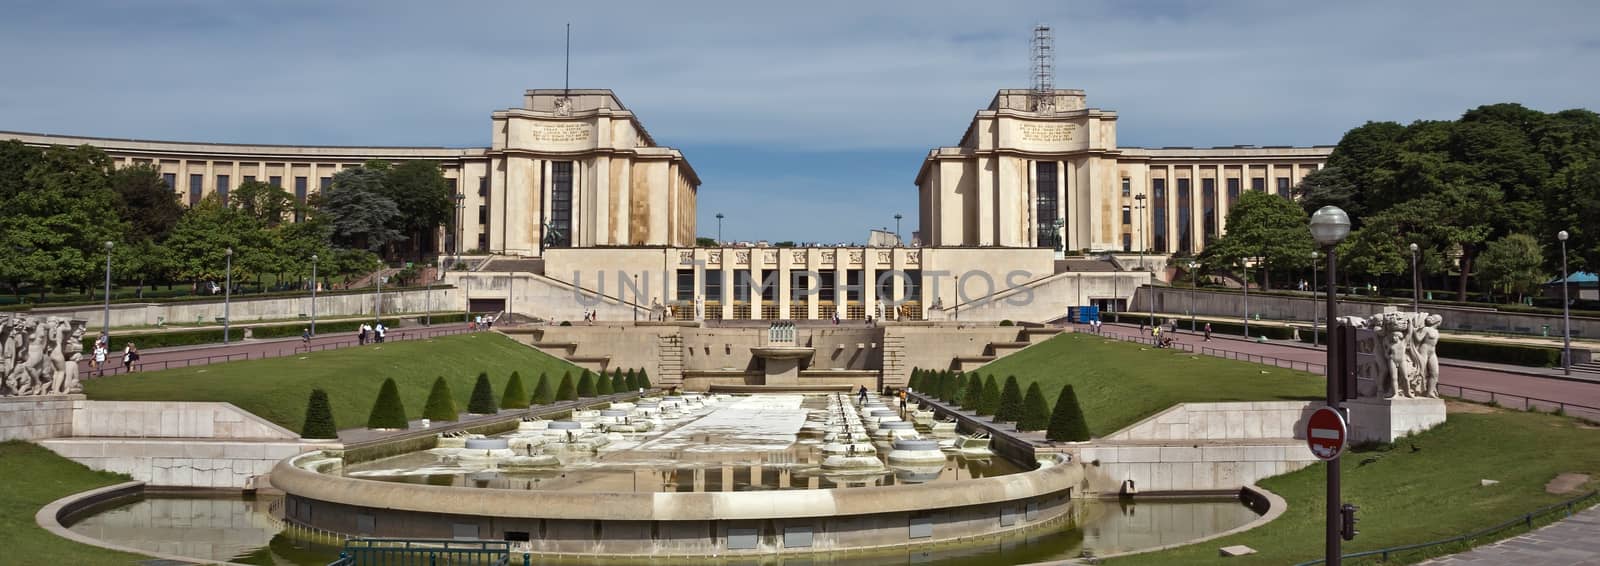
80, 322, 476, 378
1420, 505, 1600, 565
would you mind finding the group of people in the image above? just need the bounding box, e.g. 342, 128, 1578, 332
469, 314, 495, 330
357, 322, 386, 345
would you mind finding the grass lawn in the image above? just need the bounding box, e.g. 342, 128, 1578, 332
83, 333, 584, 432
973, 333, 1324, 436
1110, 405, 1600, 565
0, 441, 148, 565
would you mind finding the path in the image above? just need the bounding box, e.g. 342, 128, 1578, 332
1097, 322, 1600, 417
1419, 505, 1600, 565
80, 322, 476, 378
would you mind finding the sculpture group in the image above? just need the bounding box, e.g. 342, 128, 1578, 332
1352, 311, 1442, 399
1, 314, 88, 397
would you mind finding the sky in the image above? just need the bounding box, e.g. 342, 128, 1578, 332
2, 0, 1597, 243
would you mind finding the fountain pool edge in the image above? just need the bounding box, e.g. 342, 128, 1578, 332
36, 480, 249, 566
1020, 485, 1289, 566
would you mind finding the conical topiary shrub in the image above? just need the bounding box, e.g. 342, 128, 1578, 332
933, 371, 950, 402
422, 376, 459, 421
623, 368, 637, 391
531, 372, 554, 405
597, 371, 614, 395
467, 372, 497, 414
963, 373, 985, 410
977, 375, 1001, 416
577, 372, 597, 397
1017, 382, 1050, 432
908, 368, 922, 391
366, 378, 409, 429
610, 369, 626, 393
555, 372, 577, 401
995, 376, 1024, 423
301, 388, 337, 439
951, 372, 969, 406
636, 368, 651, 389
501, 371, 529, 409
1046, 385, 1091, 442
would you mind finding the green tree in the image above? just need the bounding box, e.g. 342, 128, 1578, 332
1017, 382, 1050, 432
316, 166, 403, 252
467, 372, 497, 414
623, 368, 637, 391
695, 237, 716, 247
381, 161, 453, 260
230, 180, 296, 227
0, 143, 125, 299
501, 371, 529, 409
610, 369, 626, 393
977, 375, 1001, 416
109, 163, 183, 242
962, 373, 985, 410
366, 378, 409, 429
995, 376, 1024, 423
555, 372, 577, 401
636, 369, 652, 389
577, 372, 597, 397
950, 372, 969, 406
1198, 190, 1314, 290
531, 372, 554, 405
596, 370, 614, 395
300, 388, 338, 439
164, 194, 268, 283
1046, 385, 1090, 442
422, 377, 458, 421
1477, 234, 1547, 302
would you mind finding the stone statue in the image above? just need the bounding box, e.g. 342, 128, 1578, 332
542, 221, 565, 248
1, 314, 89, 397
1412, 314, 1441, 397
1358, 310, 1442, 400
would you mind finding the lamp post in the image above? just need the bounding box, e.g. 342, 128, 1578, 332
100, 241, 112, 342
452, 193, 465, 269
375, 272, 383, 325
1310, 205, 1352, 566
309, 254, 318, 336
1409, 243, 1420, 313
223, 247, 233, 345
633, 273, 640, 322
1133, 194, 1148, 272
715, 213, 724, 245
1242, 260, 1250, 339
1559, 230, 1572, 375
1311, 250, 1320, 347
894, 214, 903, 246
1188, 261, 1199, 332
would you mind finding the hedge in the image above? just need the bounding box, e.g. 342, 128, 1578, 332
1297, 331, 1565, 368
467, 372, 497, 414
995, 376, 1023, 423
555, 372, 577, 401
301, 388, 337, 439
366, 378, 409, 429
977, 375, 1001, 416
1, 283, 457, 311
91, 317, 405, 352
1017, 382, 1049, 432
1047, 385, 1090, 441
531, 373, 554, 405
422, 377, 459, 421
500, 371, 529, 409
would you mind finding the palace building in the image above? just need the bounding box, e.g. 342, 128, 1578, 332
5, 86, 1329, 323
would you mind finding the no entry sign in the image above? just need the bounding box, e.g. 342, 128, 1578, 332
1306, 407, 1348, 461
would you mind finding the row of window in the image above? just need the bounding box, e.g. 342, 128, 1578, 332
161, 173, 333, 209
675, 269, 924, 303
1130, 176, 1295, 253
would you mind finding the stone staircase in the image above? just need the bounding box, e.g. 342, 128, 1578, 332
657, 333, 684, 386
519, 329, 610, 373
881, 331, 907, 387
1571, 360, 1600, 376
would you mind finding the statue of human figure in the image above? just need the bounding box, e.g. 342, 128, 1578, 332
1382, 316, 1413, 398
5, 318, 46, 396
0, 315, 16, 378
43, 318, 67, 394
59, 324, 85, 394
1412, 314, 1441, 398
543, 221, 564, 248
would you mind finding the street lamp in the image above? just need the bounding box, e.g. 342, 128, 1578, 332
1133, 194, 1148, 271
223, 247, 233, 345
100, 241, 112, 342
715, 213, 725, 245
1409, 243, 1420, 312
1242, 260, 1250, 339
1559, 230, 1572, 375
1309, 205, 1352, 566
1188, 261, 1199, 332
1311, 250, 1320, 347
375, 271, 383, 324
894, 214, 903, 246
452, 193, 465, 270
309, 254, 318, 336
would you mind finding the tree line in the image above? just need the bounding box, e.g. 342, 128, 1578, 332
1198, 103, 1600, 303
0, 141, 455, 300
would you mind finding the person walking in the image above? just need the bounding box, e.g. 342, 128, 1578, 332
1152, 325, 1162, 348
1204, 322, 1213, 342
375, 323, 386, 343
898, 388, 908, 411
121, 342, 138, 373
857, 385, 868, 405
358, 323, 369, 345
93, 337, 108, 376
301, 328, 312, 349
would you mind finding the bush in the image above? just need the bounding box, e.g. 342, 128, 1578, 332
1437, 340, 1562, 368
467, 372, 497, 414
963, 373, 985, 410
555, 372, 577, 401
597, 371, 614, 395
977, 375, 1001, 416
577, 372, 597, 397
501, 371, 529, 409
636, 368, 652, 389
1047, 385, 1091, 441
610, 369, 626, 393
624, 368, 637, 391
530, 372, 553, 405
366, 378, 409, 429
995, 376, 1023, 423
301, 388, 337, 439
1017, 383, 1049, 432
999, 319, 1014, 327
422, 377, 459, 421
559, 321, 572, 327
907, 368, 921, 391
951, 373, 969, 405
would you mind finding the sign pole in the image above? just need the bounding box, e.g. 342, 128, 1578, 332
1324, 248, 1342, 565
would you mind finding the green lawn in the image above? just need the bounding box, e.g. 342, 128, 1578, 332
973, 333, 1323, 436
84, 333, 584, 432
0, 441, 148, 565
1111, 406, 1600, 565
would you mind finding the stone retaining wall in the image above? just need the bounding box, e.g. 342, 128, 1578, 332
0, 394, 78, 441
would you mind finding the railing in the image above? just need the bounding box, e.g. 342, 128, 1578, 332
82, 325, 477, 378
329, 538, 513, 566
1096, 329, 1326, 374
1291, 490, 1599, 565
1439, 383, 1600, 424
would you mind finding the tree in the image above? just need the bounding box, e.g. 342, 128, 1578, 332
610, 369, 626, 394
467, 372, 497, 414
907, 369, 920, 391
1017, 383, 1050, 432
577, 372, 597, 397
1336, 217, 1409, 285
623, 368, 637, 391
501, 371, 529, 409
231, 180, 296, 227
950, 372, 969, 406
316, 166, 404, 252
1198, 190, 1314, 290
1477, 234, 1547, 302
381, 161, 453, 260
109, 163, 183, 242
0, 143, 124, 298
995, 376, 1024, 423
164, 194, 268, 283
555, 372, 577, 401
531, 372, 554, 405
636, 369, 652, 389
301, 388, 338, 439
695, 237, 716, 247
1046, 385, 1090, 441
596, 370, 614, 395
422, 376, 459, 421
977, 375, 1001, 416
366, 378, 409, 429
962, 373, 985, 410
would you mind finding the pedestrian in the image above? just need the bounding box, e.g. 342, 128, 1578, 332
301, 327, 312, 348
121, 342, 137, 373
1152, 325, 1162, 347
375, 323, 386, 343
857, 385, 869, 405
898, 388, 908, 410
93, 337, 108, 376
358, 323, 369, 345
1204, 322, 1212, 342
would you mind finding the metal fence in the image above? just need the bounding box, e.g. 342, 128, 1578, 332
1291, 490, 1599, 565
329, 539, 512, 566
1096, 329, 1326, 374
82, 326, 478, 378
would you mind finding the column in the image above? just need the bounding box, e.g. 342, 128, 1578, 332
750, 267, 763, 320
862, 251, 876, 321
977, 157, 994, 246
204, 160, 215, 199
1190, 164, 1202, 254
778, 257, 793, 320
721, 257, 734, 320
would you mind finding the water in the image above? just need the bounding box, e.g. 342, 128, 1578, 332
69, 495, 1258, 565
339, 394, 1023, 492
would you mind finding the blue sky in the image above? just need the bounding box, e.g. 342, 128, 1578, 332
2, 0, 1597, 242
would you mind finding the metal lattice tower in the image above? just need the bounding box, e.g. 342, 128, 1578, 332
1031, 24, 1055, 114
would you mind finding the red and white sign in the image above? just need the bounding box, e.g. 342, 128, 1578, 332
1305, 407, 1348, 461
